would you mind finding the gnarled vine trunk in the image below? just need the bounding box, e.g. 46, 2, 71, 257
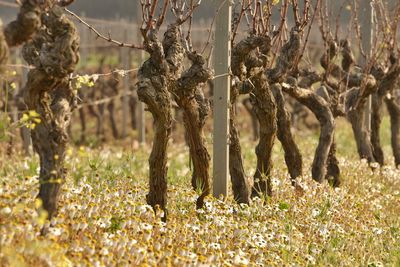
137, 30, 172, 220
271, 84, 302, 185
282, 80, 334, 183
174, 52, 212, 209
229, 107, 252, 203
251, 73, 277, 197
344, 75, 377, 164
371, 94, 385, 165
22, 6, 79, 219
229, 35, 270, 201
385, 96, 400, 167
370, 58, 400, 166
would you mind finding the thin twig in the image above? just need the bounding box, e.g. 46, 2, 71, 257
64, 8, 144, 49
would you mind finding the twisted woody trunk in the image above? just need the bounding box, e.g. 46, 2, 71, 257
174, 52, 212, 208
1, 1, 76, 219
137, 21, 212, 218
22, 6, 79, 219
137, 28, 172, 219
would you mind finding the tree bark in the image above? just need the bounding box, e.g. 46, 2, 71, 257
229, 84, 251, 204
371, 94, 384, 165
137, 36, 171, 219
385, 96, 400, 167
251, 73, 277, 197
242, 97, 259, 141
22, 7, 79, 219
282, 81, 334, 183
174, 52, 212, 209
370, 58, 400, 166
326, 137, 340, 187
271, 84, 303, 185
345, 86, 376, 164
229, 35, 273, 200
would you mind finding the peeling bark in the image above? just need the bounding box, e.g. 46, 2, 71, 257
248, 28, 301, 195
267, 28, 301, 84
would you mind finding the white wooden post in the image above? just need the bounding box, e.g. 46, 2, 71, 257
361, 0, 374, 132
137, 2, 146, 144
213, 0, 232, 199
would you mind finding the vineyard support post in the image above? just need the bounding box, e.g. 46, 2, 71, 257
361, 0, 374, 132
212, 0, 232, 199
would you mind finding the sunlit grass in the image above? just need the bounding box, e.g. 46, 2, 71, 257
0, 120, 399, 266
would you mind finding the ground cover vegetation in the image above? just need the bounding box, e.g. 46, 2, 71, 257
0, 0, 400, 266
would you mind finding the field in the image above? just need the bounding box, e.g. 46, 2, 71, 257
2, 0, 400, 266
1, 118, 399, 266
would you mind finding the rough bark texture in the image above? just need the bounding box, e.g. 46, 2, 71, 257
229, 82, 252, 204
173, 52, 212, 209
326, 137, 340, 187
344, 75, 377, 164
282, 79, 334, 183
22, 6, 79, 219
370, 57, 400, 166
229, 107, 252, 203
251, 73, 277, 197
315, 85, 341, 187
267, 28, 301, 84
242, 97, 259, 141
4, 0, 49, 47
137, 29, 172, 220
371, 93, 385, 165
1, 0, 54, 72
229, 35, 271, 200
250, 28, 300, 195
385, 95, 400, 167
138, 23, 213, 217
271, 84, 303, 185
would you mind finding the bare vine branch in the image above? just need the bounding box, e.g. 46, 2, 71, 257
64, 8, 144, 49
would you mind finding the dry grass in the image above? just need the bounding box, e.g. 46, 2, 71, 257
0, 119, 399, 266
